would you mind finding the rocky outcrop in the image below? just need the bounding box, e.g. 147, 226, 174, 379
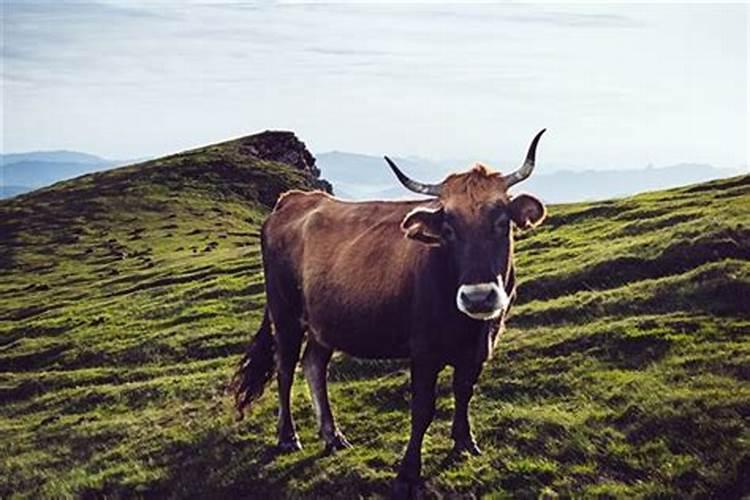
238, 131, 332, 194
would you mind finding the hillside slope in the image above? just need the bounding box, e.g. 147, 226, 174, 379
1, 137, 748, 497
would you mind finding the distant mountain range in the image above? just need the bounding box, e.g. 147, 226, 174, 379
316, 152, 745, 203
0, 151, 137, 198
1, 149, 744, 203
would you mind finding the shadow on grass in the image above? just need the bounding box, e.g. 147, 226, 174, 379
132, 429, 392, 498
329, 356, 408, 382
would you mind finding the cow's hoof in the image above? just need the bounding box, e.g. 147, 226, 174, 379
391, 476, 423, 500
451, 439, 482, 457
277, 436, 302, 453
324, 432, 352, 454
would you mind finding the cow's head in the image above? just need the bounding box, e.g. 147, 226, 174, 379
385, 130, 547, 320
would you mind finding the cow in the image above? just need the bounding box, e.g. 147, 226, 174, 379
232, 130, 548, 497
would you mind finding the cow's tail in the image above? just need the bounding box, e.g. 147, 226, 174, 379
231, 307, 275, 420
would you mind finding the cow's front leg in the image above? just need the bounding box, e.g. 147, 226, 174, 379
392, 360, 440, 498
451, 362, 482, 456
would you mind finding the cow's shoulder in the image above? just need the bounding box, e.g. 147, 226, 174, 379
263, 190, 335, 249
274, 189, 332, 213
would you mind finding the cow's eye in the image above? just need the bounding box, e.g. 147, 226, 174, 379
441, 223, 457, 242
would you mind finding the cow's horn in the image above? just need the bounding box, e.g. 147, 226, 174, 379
384, 156, 442, 196
503, 129, 546, 188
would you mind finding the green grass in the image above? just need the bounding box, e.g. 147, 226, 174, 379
1, 135, 748, 498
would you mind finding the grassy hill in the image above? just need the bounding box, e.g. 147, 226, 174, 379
1, 133, 748, 498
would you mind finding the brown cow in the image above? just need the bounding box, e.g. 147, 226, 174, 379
232, 130, 547, 497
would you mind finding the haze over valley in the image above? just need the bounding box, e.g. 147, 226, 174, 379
2, 148, 743, 203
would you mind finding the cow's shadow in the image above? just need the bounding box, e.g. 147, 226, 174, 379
147, 427, 393, 498
133, 429, 292, 497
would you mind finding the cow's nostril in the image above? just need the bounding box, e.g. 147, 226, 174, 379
460, 287, 497, 306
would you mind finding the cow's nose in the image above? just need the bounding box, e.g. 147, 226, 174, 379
456, 283, 508, 321
459, 287, 497, 306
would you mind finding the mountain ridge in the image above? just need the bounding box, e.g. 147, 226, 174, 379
4, 147, 742, 202
1, 151, 121, 199
316, 151, 742, 202
1, 150, 110, 165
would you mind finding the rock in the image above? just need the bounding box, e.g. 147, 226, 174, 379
238, 130, 332, 194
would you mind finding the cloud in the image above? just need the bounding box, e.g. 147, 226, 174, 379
1, 1, 745, 172
508, 12, 642, 28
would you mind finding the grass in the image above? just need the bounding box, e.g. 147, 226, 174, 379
1, 133, 748, 498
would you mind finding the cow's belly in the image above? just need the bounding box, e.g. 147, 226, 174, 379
304, 293, 412, 359
312, 324, 410, 359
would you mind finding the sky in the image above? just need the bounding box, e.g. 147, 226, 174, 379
2, 1, 748, 171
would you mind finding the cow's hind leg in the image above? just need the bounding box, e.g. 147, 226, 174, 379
302, 338, 351, 453
275, 317, 304, 452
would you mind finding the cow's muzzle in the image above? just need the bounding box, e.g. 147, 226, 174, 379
456, 282, 509, 320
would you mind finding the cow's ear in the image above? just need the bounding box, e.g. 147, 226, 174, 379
509, 194, 546, 229
401, 206, 444, 246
